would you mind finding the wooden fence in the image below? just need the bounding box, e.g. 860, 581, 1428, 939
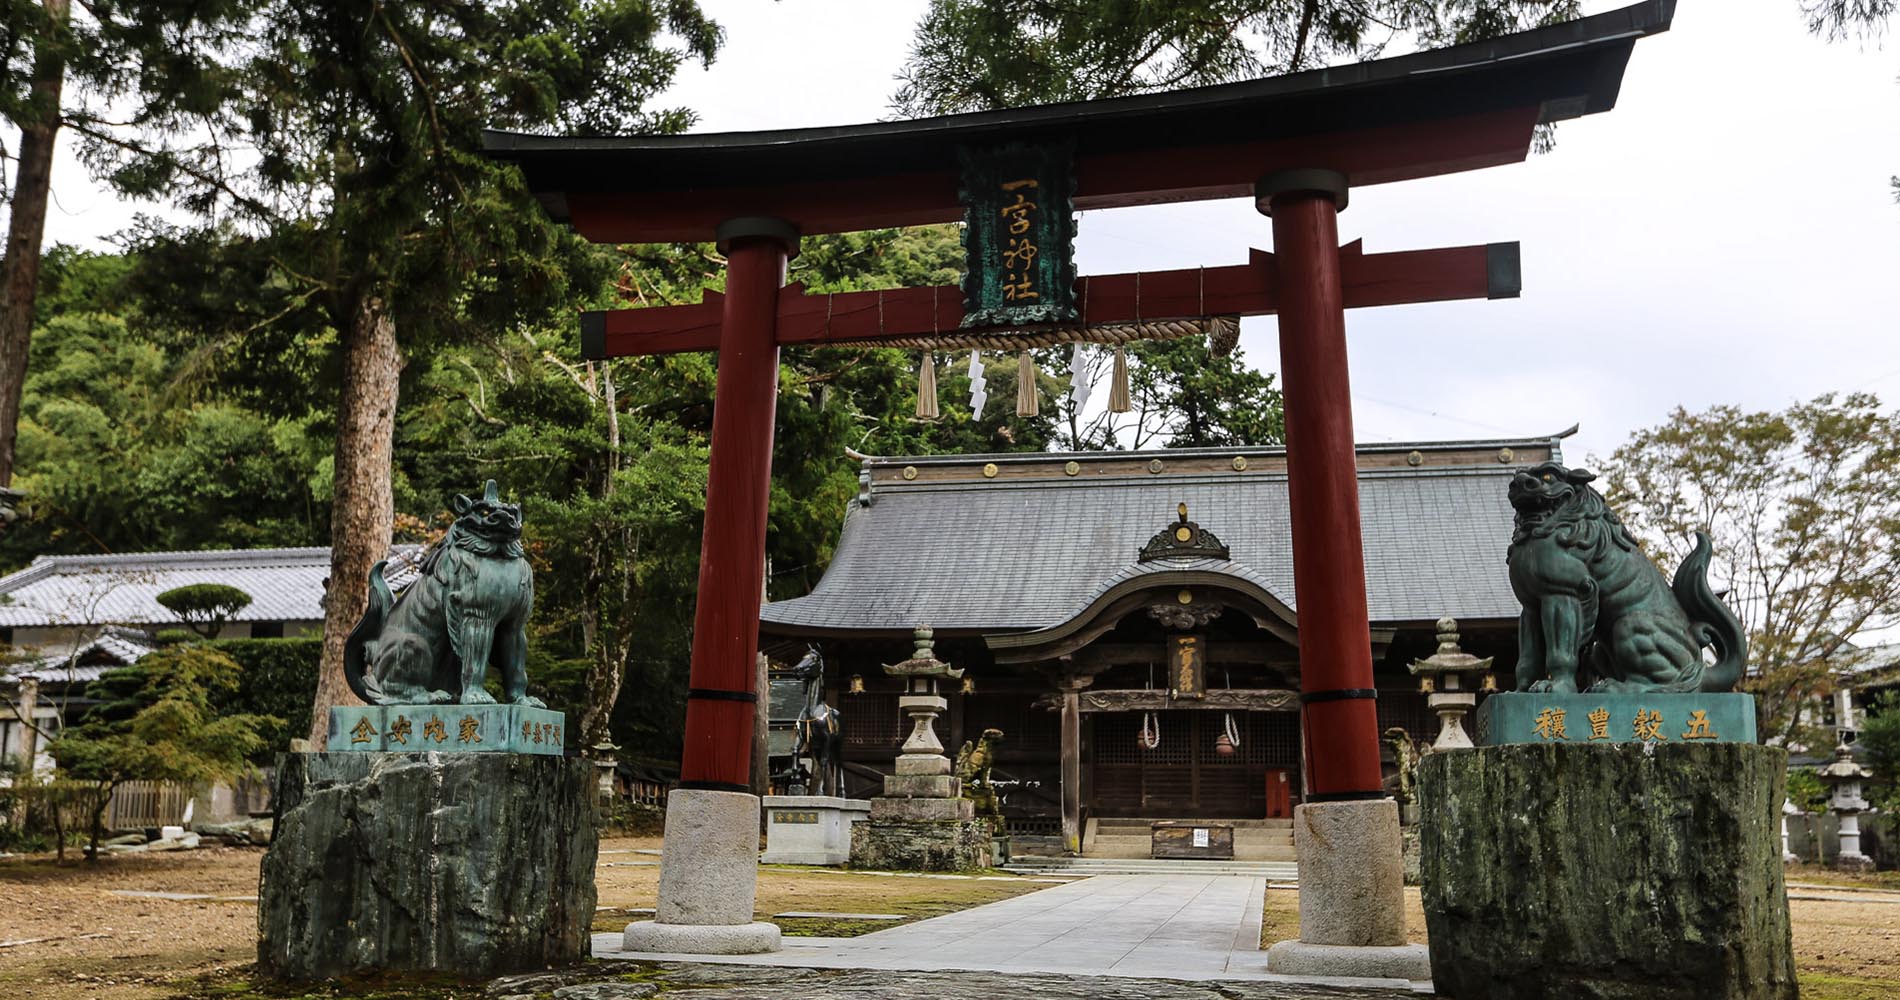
627, 778, 671, 808
105, 780, 193, 829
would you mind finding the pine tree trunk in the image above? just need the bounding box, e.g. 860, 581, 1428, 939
0, 0, 72, 487
308, 294, 401, 747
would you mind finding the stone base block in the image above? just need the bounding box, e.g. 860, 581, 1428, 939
1265, 941, 1432, 982
1288, 799, 1408, 947
850, 819, 988, 871
1835, 852, 1876, 873
895, 754, 950, 775
761, 795, 870, 866
870, 795, 973, 823
651, 789, 762, 927
328, 704, 566, 754
257, 752, 595, 979
1419, 743, 1796, 1000
881, 773, 960, 798
620, 920, 781, 955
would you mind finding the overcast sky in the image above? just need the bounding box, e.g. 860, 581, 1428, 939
33, 1, 1900, 467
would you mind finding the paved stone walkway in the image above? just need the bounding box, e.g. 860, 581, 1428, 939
593, 873, 1428, 993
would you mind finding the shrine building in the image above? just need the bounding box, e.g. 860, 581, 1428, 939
760, 431, 1561, 855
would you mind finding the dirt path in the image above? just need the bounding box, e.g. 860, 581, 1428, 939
4, 844, 1897, 1000
0, 847, 261, 1000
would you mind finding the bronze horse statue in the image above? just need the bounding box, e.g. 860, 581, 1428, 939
791, 646, 844, 798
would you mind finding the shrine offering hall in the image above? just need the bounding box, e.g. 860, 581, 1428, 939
761, 434, 1551, 855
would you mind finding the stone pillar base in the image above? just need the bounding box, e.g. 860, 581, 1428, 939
1419, 744, 1797, 1000
1835, 852, 1876, 873
621, 788, 780, 955
1264, 798, 1426, 981
1265, 941, 1431, 981
621, 920, 781, 955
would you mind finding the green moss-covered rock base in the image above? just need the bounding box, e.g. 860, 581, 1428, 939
257, 752, 596, 980
850, 819, 987, 872
1418, 743, 1795, 1000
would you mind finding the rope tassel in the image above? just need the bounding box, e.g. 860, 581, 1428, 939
1015, 351, 1039, 417
1108, 345, 1132, 413
915, 349, 940, 420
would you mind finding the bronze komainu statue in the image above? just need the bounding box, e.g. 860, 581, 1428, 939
1507, 461, 1746, 694
344, 480, 542, 707
790, 646, 843, 797
956, 728, 1005, 829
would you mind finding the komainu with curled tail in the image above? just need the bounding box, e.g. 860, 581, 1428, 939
1507, 461, 1747, 694
344, 480, 543, 707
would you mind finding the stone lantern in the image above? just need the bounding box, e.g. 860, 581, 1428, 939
589, 738, 620, 803
1816, 742, 1874, 871
847, 625, 986, 871
1408, 616, 1495, 750
882, 625, 964, 779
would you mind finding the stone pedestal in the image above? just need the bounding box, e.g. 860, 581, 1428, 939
761, 795, 869, 865
1264, 798, 1430, 982
1418, 743, 1796, 1000
258, 751, 595, 979
621, 788, 781, 955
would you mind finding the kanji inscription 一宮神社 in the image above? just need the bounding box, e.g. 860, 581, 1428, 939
959, 142, 1077, 328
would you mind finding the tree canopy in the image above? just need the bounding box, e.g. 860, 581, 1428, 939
893, 0, 1582, 117
1598, 394, 1900, 749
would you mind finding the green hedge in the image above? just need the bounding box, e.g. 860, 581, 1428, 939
210, 637, 322, 758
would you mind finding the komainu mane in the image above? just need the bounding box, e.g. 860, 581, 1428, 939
344, 480, 542, 707
1507, 461, 1747, 694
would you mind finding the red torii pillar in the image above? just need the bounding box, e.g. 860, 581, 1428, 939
631, 218, 798, 956
1260, 170, 1385, 802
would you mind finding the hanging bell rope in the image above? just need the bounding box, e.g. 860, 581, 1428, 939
1108, 345, 1131, 413
1015, 351, 1039, 417
1139, 711, 1161, 750
966, 350, 988, 417
1223, 712, 1242, 751
915, 349, 940, 420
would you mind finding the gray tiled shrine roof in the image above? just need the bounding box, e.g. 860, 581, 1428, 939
0, 545, 424, 630
761, 436, 1562, 637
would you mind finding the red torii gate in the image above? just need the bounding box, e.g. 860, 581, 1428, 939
487, 0, 1672, 963
570, 235, 1517, 804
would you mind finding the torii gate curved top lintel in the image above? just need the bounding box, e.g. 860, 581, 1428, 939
482, 2, 1673, 812
488, 1, 1672, 245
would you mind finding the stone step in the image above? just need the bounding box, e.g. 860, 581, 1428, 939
1003, 857, 1300, 879
1094, 821, 1299, 836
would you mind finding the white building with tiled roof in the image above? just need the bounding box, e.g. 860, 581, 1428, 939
0, 546, 423, 651
0, 546, 420, 774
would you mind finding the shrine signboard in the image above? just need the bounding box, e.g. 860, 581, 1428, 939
959, 142, 1078, 328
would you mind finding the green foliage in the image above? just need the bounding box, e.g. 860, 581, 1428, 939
1861, 693, 1900, 811
1063, 335, 1285, 450
1599, 394, 1900, 750
210, 637, 323, 759
156, 583, 253, 638
1787, 767, 1829, 813
893, 0, 1582, 117
52, 643, 274, 856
